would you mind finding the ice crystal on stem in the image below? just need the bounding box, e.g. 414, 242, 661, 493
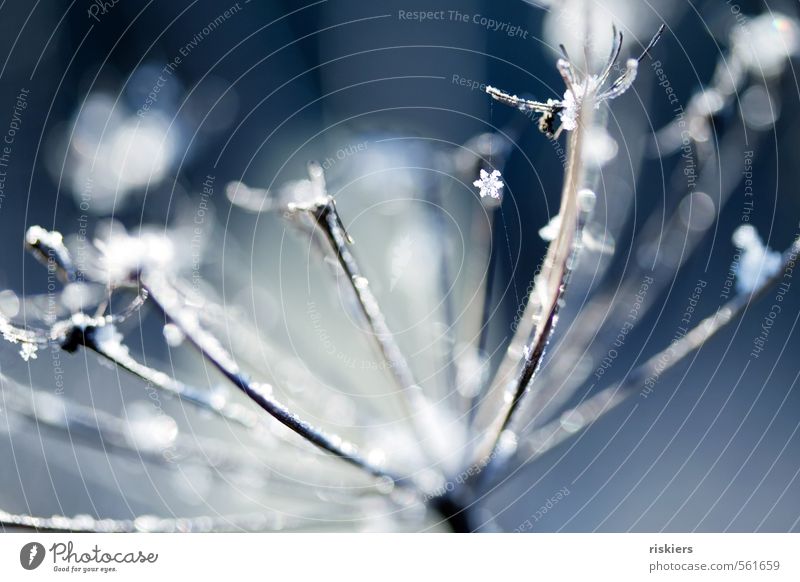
19, 342, 38, 361
486, 25, 664, 138
732, 225, 782, 294
94, 227, 176, 285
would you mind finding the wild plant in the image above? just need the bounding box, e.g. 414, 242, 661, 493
1, 8, 797, 532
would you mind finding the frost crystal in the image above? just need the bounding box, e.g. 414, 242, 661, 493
91, 323, 130, 360
559, 79, 593, 131
486, 25, 663, 137
95, 228, 176, 284
25, 226, 65, 252
732, 225, 782, 294
19, 342, 38, 361
473, 169, 504, 200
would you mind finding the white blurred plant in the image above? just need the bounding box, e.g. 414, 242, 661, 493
50, 92, 177, 214
1, 5, 798, 533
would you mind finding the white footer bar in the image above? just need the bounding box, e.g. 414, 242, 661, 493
1, 533, 797, 581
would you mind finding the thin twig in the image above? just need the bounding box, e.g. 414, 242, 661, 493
516, 234, 800, 462
499, 191, 593, 445
523, 100, 768, 429
140, 270, 411, 489
295, 175, 451, 468
25, 226, 78, 283
0, 507, 306, 533
0, 371, 347, 487
11, 226, 406, 492
470, 99, 594, 469
81, 326, 261, 430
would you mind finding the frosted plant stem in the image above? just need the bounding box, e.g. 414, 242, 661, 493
476, 187, 594, 481
516, 234, 800, 463
525, 115, 766, 429
81, 328, 262, 430
3, 382, 392, 497
140, 271, 411, 489
0, 507, 305, 533
470, 104, 593, 470
2, 226, 148, 351
80, 328, 389, 490
1, 375, 177, 467
310, 198, 448, 465
1, 371, 308, 483
472, 24, 665, 456
169, 279, 397, 429
12, 227, 403, 493
25, 226, 78, 283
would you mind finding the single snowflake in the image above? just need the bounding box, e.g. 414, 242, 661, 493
473, 169, 504, 200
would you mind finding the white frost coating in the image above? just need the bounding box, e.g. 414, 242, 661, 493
473, 169, 504, 200
559, 80, 594, 131
560, 61, 637, 132
95, 229, 175, 283
487, 26, 658, 138
1, 323, 19, 344
539, 214, 562, 241
225, 181, 273, 213
280, 163, 328, 212
19, 343, 38, 361
541, 191, 600, 246
162, 323, 185, 347
25, 225, 65, 250
732, 225, 782, 294
91, 322, 130, 360
604, 59, 639, 99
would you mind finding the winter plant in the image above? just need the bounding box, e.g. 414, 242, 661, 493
1, 6, 798, 532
